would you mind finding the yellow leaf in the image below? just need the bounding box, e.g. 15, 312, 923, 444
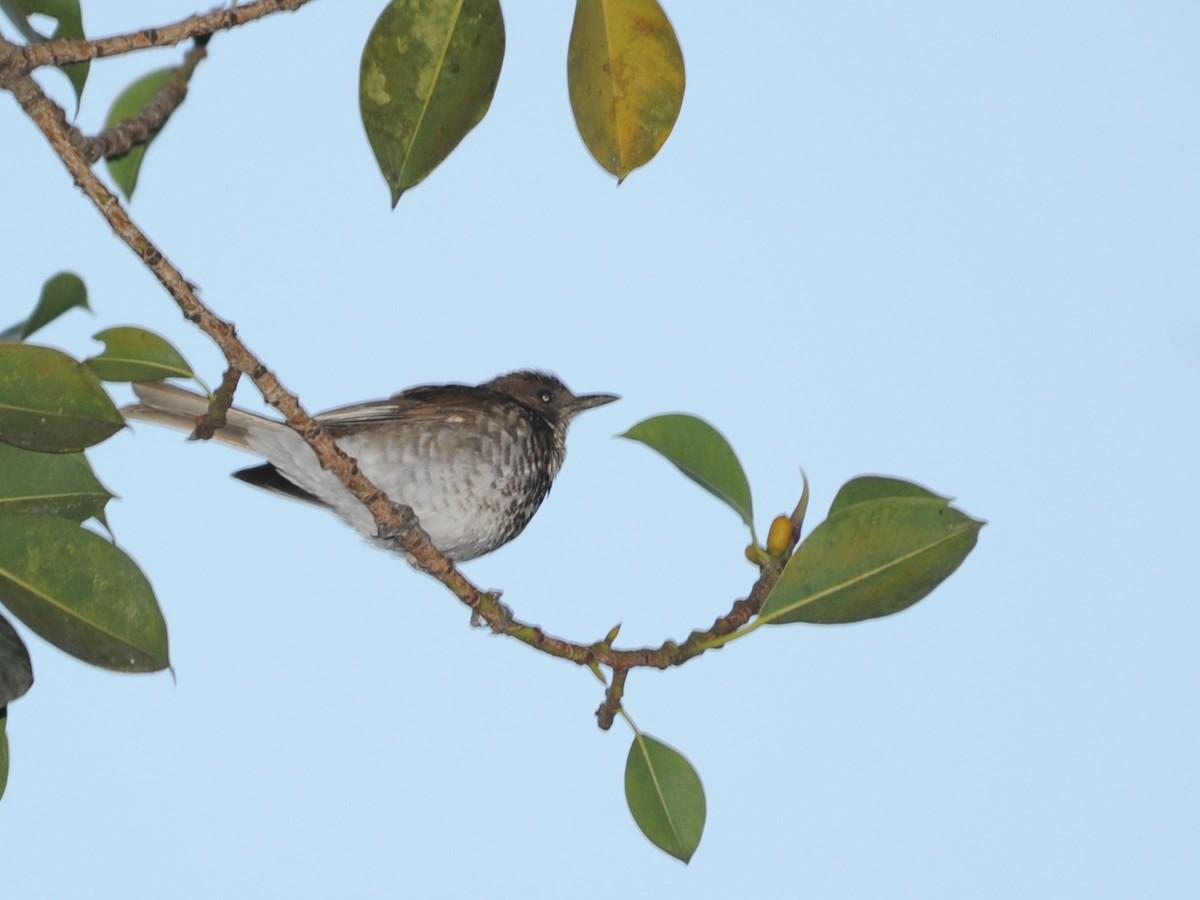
567, 0, 685, 182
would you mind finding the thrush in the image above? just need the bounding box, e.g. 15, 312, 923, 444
123, 370, 618, 560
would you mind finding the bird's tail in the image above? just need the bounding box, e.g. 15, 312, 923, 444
123, 382, 280, 451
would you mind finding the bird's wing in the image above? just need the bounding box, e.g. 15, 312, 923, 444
315, 385, 495, 433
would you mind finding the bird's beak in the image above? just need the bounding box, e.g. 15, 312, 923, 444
569, 392, 620, 415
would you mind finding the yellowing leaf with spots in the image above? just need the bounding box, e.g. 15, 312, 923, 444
359, 0, 506, 206
567, 0, 685, 182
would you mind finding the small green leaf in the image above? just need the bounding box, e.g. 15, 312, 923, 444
760, 495, 984, 625
0, 272, 90, 342
625, 733, 705, 863
0, 516, 169, 672
0, 613, 34, 707
621, 413, 755, 537
24, 272, 89, 339
828, 475, 948, 516
86, 326, 194, 383
360, 0, 505, 206
1, 0, 43, 42
0, 443, 113, 522
0, 343, 124, 452
568, 0, 685, 182
103, 68, 175, 199
12, 0, 89, 111
792, 468, 811, 535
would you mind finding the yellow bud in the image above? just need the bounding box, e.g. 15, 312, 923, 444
766, 514, 797, 556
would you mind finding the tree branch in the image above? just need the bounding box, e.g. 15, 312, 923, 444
1, 15, 785, 724
16, 0, 313, 70
1, 30, 430, 576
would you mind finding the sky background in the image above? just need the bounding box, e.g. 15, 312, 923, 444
3, 1, 1198, 897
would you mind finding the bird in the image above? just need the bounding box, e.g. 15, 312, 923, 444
123, 370, 618, 561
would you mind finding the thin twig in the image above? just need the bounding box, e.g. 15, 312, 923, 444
193, 365, 242, 440
84, 37, 209, 164
596, 668, 630, 731
16, 0, 312, 70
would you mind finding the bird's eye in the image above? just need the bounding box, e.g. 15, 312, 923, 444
537, 389, 553, 404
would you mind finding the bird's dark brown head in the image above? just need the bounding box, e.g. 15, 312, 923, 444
484, 370, 618, 433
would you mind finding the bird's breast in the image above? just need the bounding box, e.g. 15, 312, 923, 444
336, 414, 563, 559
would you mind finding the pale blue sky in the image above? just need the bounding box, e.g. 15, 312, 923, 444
3, 2, 1198, 897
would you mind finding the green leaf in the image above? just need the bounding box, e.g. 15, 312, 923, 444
0, 516, 169, 673
360, 0, 506, 206
0, 271, 90, 342
759, 495, 984, 625
0, 613, 33, 707
0, 443, 113, 522
828, 475, 948, 516
625, 733, 705, 863
568, 0, 685, 182
621, 413, 755, 537
86, 326, 194, 383
103, 69, 175, 200
1, 0, 43, 42
0, 343, 124, 452
12, 0, 89, 112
